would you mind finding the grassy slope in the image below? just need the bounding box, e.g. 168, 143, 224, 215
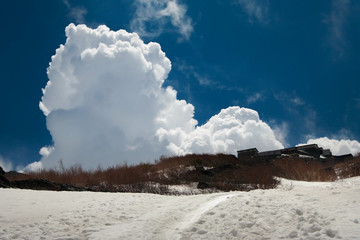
6, 154, 360, 193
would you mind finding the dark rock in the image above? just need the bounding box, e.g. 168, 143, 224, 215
0, 167, 93, 191
11, 179, 92, 191
199, 169, 214, 176
197, 181, 211, 189
195, 166, 204, 171
0, 166, 5, 175
4, 171, 27, 181
208, 164, 234, 174
0, 166, 11, 188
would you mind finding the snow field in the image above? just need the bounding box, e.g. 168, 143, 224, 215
1, 177, 359, 240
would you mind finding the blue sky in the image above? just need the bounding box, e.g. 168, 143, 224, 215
1, 0, 360, 170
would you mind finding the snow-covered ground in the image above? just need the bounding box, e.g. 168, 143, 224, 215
1, 177, 359, 240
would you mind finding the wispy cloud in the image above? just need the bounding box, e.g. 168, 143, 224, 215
271, 121, 289, 147
246, 92, 264, 104
274, 92, 306, 113
177, 63, 216, 87
323, 0, 350, 59
304, 109, 317, 132
236, 0, 270, 24
130, 0, 193, 40
355, 98, 360, 108
274, 92, 317, 133
63, 0, 87, 24
192, 72, 213, 87
333, 128, 356, 140
176, 62, 243, 92
290, 97, 305, 106
0, 155, 13, 172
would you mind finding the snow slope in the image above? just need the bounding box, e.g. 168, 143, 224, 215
1, 177, 359, 240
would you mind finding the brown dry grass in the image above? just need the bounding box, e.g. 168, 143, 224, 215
9, 153, 360, 193
333, 155, 360, 179
270, 157, 338, 181
25, 161, 155, 191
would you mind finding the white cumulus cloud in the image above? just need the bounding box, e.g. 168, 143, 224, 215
38, 24, 283, 170
300, 137, 360, 156
157, 107, 284, 155
23, 161, 43, 173
130, 0, 193, 40
39, 146, 55, 158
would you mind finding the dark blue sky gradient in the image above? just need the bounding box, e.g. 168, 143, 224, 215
0, 0, 359, 168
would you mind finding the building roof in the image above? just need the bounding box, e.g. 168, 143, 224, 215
237, 144, 345, 159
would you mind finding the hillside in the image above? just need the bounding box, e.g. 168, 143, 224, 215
2, 151, 359, 194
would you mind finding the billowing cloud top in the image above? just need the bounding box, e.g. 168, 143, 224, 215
38, 24, 283, 170
158, 106, 284, 155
